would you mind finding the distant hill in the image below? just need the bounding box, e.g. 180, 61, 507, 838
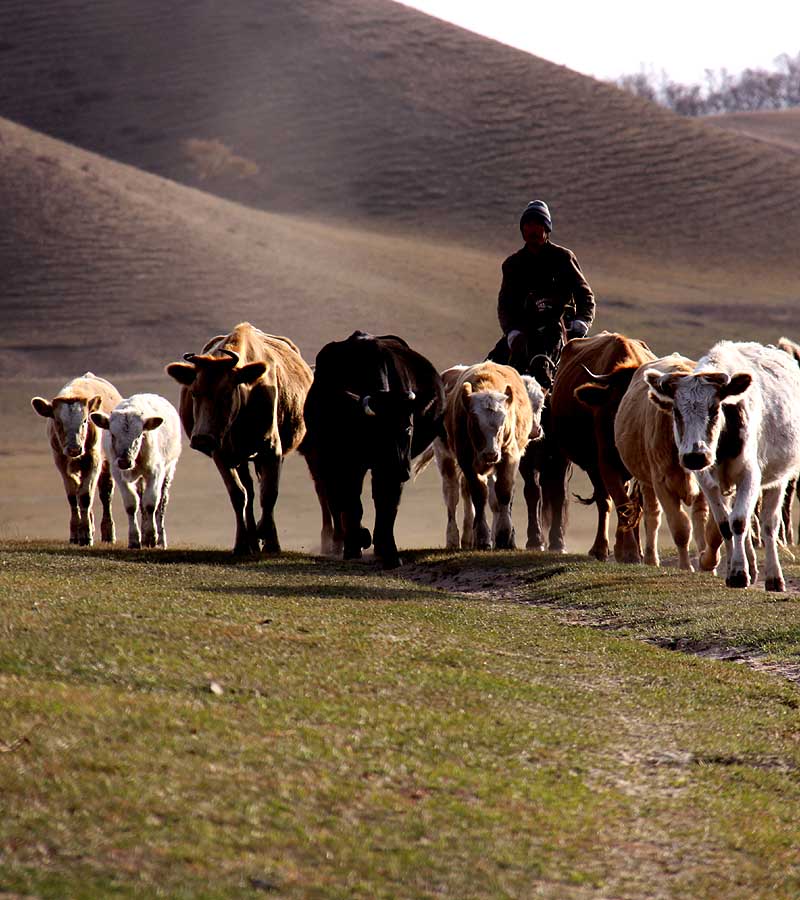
706, 109, 800, 158
1, 0, 800, 381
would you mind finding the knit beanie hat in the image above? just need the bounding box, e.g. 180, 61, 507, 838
519, 200, 552, 233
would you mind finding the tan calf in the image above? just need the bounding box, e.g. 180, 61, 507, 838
31, 373, 122, 545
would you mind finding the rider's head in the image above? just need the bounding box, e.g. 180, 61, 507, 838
519, 200, 552, 248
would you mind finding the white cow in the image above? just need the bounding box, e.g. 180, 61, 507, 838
645, 341, 800, 592
91, 394, 182, 549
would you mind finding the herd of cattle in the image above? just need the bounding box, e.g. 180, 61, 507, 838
30, 322, 800, 591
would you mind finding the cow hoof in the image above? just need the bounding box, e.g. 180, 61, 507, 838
765, 576, 786, 593
380, 555, 402, 570
476, 540, 492, 551
726, 571, 749, 589
343, 548, 363, 560
128, 540, 141, 550
526, 541, 545, 551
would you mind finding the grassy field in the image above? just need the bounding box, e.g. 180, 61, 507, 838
1, 542, 799, 899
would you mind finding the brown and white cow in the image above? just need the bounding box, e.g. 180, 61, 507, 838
549, 332, 656, 563
31, 372, 122, 546
166, 323, 312, 555
614, 354, 712, 569
430, 362, 543, 550
646, 340, 800, 591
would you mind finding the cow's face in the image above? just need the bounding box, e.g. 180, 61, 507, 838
645, 369, 752, 470
350, 389, 417, 478
464, 384, 513, 470
91, 410, 163, 470
166, 356, 267, 456
32, 395, 102, 457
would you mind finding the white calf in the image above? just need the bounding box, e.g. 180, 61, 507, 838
91, 394, 182, 549
646, 341, 800, 591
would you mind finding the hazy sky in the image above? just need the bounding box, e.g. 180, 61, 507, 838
398, 1, 800, 85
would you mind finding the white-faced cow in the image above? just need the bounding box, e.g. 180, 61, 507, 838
91, 394, 182, 549
166, 323, 312, 555
301, 331, 445, 569
416, 362, 544, 551
550, 332, 656, 563
646, 341, 800, 591
614, 354, 712, 569
31, 373, 122, 546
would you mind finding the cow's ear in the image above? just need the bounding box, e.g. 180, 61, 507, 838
574, 383, 608, 407
720, 372, 751, 399
166, 362, 197, 386
235, 361, 268, 385
31, 397, 54, 418
462, 382, 473, 397
88, 395, 103, 413
504, 384, 514, 404
91, 412, 110, 429
143, 416, 164, 431
644, 369, 677, 408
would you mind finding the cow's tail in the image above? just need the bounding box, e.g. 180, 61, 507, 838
412, 442, 436, 480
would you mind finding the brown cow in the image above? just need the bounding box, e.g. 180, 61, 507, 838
432, 362, 543, 550
166, 323, 312, 555
615, 354, 712, 569
549, 332, 655, 563
31, 372, 122, 545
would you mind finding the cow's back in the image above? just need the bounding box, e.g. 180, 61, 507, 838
550, 333, 654, 467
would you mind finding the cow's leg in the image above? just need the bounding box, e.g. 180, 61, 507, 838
140, 475, 161, 549
519, 447, 544, 551
696, 473, 730, 575
214, 455, 259, 555
340, 469, 369, 560
59, 469, 81, 544
76, 464, 100, 547
154, 468, 173, 549
255, 448, 282, 553
463, 470, 491, 550
585, 467, 611, 561
780, 476, 795, 545
653, 480, 693, 570
315, 477, 338, 556
690, 490, 709, 558
371, 471, 404, 569
760, 482, 787, 591
640, 481, 663, 567
492, 456, 518, 550
542, 448, 569, 553
98, 460, 115, 544
437, 449, 462, 550
460, 472, 475, 549
601, 466, 641, 565
117, 477, 141, 549
726, 468, 760, 588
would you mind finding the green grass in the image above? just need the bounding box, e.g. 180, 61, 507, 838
0, 542, 799, 898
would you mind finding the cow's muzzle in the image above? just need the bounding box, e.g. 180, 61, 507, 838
65, 445, 82, 458
682, 451, 711, 471
116, 457, 134, 470
190, 434, 217, 456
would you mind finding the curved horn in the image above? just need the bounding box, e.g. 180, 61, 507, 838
581, 364, 613, 383
183, 353, 198, 362
221, 349, 240, 365
362, 395, 376, 417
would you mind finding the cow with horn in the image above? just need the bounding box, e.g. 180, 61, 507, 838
166, 323, 312, 555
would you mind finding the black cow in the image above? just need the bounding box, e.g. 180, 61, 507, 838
301, 331, 445, 568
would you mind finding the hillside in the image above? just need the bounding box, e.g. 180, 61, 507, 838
707, 108, 800, 158
1, 0, 800, 271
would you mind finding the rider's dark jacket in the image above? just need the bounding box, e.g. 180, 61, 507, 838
497, 239, 595, 336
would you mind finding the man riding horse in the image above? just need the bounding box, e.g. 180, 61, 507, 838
488, 199, 595, 384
